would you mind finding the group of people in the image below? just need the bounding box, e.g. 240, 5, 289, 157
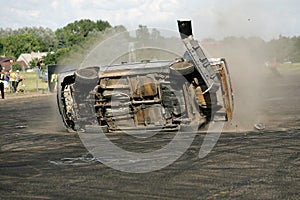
0, 64, 23, 99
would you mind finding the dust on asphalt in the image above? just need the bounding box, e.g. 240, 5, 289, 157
0, 74, 299, 199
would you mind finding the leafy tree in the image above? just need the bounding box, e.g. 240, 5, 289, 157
14, 27, 56, 52
12, 63, 23, 71
0, 27, 14, 37
266, 35, 295, 62
0, 38, 4, 55
0, 27, 56, 52
55, 19, 111, 48
43, 47, 71, 65
2, 33, 40, 59
47, 23, 124, 66
291, 36, 300, 62
136, 25, 150, 46
29, 58, 39, 68
55, 25, 127, 65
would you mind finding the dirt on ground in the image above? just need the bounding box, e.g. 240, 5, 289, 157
0, 71, 299, 199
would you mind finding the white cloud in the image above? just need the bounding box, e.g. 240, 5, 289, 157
69, 0, 85, 8
50, 0, 59, 9
8, 7, 40, 18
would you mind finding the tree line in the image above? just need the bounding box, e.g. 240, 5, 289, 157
0, 19, 122, 67
0, 18, 300, 67
205, 35, 300, 64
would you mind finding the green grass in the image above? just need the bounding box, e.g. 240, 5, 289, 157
280, 62, 300, 70
23, 72, 48, 92
277, 63, 300, 75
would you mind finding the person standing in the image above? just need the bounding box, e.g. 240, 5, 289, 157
0, 69, 5, 99
9, 69, 17, 93
15, 70, 23, 90
37, 59, 43, 78
4, 71, 9, 92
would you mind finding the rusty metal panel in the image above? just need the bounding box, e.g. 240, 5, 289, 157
219, 62, 233, 121
133, 105, 164, 127
130, 76, 158, 98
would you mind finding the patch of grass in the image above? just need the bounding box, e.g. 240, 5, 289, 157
280, 63, 300, 70
22, 72, 48, 92
278, 63, 300, 75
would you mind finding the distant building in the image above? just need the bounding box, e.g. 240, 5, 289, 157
17, 51, 48, 67
0, 57, 13, 71
0, 56, 28, 71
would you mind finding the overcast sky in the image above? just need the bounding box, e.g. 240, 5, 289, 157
0, 0, 299, 40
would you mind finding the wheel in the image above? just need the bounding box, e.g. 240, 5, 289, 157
170, 61, 194, 75
75, 67, 99, 84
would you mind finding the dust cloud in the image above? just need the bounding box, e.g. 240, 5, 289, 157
210, 0, 277, 40
200, 0, 286, 131
204, 39, 279, 131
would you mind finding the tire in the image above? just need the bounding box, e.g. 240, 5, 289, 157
170, 61, 194, 75
75, 67, 99, 84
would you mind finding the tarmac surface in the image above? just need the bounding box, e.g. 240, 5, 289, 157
0, 72, 299, 199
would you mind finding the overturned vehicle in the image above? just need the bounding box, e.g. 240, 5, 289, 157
57, 21, 234, 133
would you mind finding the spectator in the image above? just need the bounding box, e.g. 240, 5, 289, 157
0, 69, 5, 99
37, 59, 43, 78
15, 70, 23, 91
4, 71, 9, 92
9, 69, 17, 93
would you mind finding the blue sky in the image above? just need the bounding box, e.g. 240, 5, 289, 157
0, 0, 299, 40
